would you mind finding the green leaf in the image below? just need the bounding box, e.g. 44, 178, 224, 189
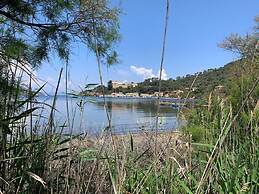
16, 84, 46, 109
79, 148, 98, 162
191, 142, 214, 149
4, 107, 39, 123
179, 181, 193, 194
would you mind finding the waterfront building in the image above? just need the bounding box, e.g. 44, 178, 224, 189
125, 92, 139, 97
140, 93, 152, 98
111, 92, 125, 97
153, 92, 164, 97
108, 80, 138, 90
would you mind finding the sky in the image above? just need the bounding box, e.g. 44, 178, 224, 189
35, 0, 259, 93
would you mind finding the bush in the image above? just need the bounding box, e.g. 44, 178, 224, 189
183, 125, 206, 143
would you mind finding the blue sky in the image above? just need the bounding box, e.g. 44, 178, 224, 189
36, 0, 259, 93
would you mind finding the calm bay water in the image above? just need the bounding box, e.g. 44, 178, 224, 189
39, 96, 182, 134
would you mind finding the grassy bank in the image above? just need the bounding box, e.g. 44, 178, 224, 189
0, 73, 258, 193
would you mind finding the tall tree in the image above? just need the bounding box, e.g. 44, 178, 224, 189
219, 16, 259, 113
219, 16, 258, 60
0, 2, 120, 189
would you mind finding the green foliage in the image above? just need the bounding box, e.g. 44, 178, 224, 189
0, 2, 121, 190
0, 0, 120, 66
79, 148, 98, 162
228, 75, 259, 114
183, 125, 206, 143
99, 59, 257, 99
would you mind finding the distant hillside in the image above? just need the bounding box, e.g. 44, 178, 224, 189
81, 58, 258, 99
114, 59, 258, 98
168, 59, 258, 98
157, 60, 240, 98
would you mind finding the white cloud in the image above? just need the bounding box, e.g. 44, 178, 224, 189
130, 65, 168, 80
130, 65, 155, 79
158, 68, 168, 80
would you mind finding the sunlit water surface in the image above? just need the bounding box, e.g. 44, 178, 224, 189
37, 96, 183, 135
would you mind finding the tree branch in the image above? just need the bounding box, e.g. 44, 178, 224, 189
0, 10, 57, 29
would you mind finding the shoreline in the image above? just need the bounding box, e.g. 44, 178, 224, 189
41, 94, 195, 103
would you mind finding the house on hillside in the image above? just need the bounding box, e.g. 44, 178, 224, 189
111, 92, 125, 97
214, 85, 226, 96
125, 92, 139, 97
108, 80, 138, 90
153, 92, 164, 97
140, 93, 152, 98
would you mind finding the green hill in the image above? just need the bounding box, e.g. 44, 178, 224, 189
113, 59, 258, 98
81, 58, 258, 99
170, 59, 258, 98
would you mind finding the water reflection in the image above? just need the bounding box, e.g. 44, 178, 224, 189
40, 96, 182, 134
93, 97, 176, 116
